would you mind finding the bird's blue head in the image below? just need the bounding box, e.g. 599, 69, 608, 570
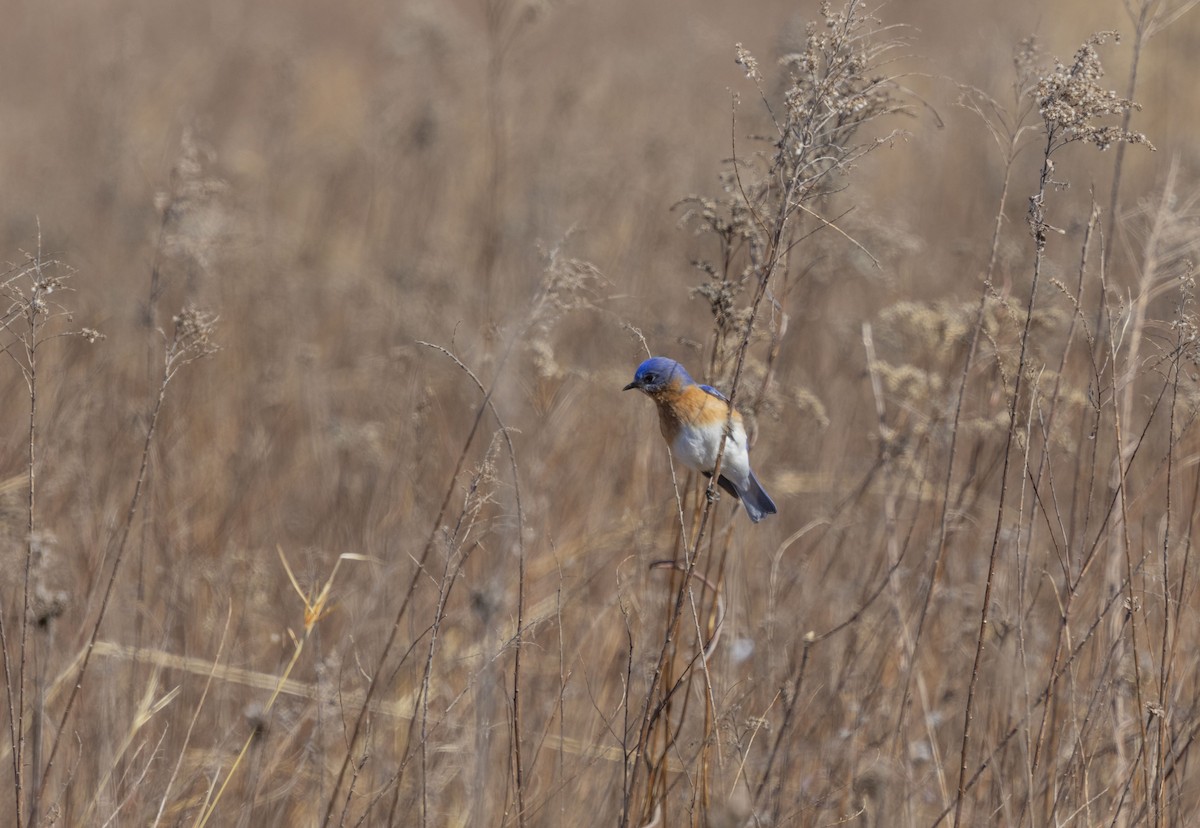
623, 357, 693, 394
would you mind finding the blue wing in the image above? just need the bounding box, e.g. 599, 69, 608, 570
698, 384, 728, 402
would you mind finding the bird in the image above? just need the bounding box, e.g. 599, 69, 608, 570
624, 356, 777, 522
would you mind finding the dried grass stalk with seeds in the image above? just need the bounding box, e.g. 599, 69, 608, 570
0, 239, 104, 828
33, 303, 218, 823
624, 2, 912, 824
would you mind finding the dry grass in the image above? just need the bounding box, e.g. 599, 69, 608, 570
3, 0, 1200, 825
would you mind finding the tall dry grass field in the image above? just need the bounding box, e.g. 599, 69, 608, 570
3, 0, 1200, 825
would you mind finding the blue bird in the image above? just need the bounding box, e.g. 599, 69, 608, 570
624, 356, 777, 522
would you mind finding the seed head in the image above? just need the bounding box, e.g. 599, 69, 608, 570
1035, 33, 1154, 152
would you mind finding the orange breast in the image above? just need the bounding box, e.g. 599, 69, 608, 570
651, 383, 729, 442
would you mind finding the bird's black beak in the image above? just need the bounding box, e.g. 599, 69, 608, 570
623, 381, 640, 391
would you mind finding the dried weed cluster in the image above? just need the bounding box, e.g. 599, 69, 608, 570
1036, 32, 1152, 151
678, 0, 909, 449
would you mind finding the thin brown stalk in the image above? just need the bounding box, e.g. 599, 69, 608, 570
198, 550, 362, 827
934, 543, 1158, 826
622, 12, 912, 807
953, 132, 1054, 828
0, 578, 18, 828
1151, 330, 1181, 826
413, 342, 529, 827
1024, 201, 1100, 808
37, 308, 217, 809
16, 293, 36, 828
151, 604, 233, 827
623, 165, 790, 825
1101, 267, 1154, 819
324, 376, 496, 828
325, 331, 528, 828
38, 368, 168, 804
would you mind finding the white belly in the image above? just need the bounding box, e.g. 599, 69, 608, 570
671, 420, 751, 489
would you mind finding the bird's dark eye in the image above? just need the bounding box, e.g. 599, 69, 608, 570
643, 373, 657, 384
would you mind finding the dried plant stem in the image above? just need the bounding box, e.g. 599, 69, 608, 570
135, 210, 170, 656
151, 605, 233, 827
1023, 201, 1100, 816
402, 350, 526, 828
9, 247, 63, 828
198, 551, 358, 828
933, 546, 1156, 826
402, 440, 497, 826
0, 608, 17, 828
1152, 334, 1181, 826
625, 154, 800, 824
0, 583, 17, 820
624, 239, 772, 828
894, 119, 1025, 783
953, 134, 1054, 828
753, 639, 811, 813
15, 309, 37, 828
985, 144, 1019, 287
508, 479, 527, 827
324, 401, 487, 828
416, 560, 457, 826
627, 10, 909, 814
36, 308, 217, 809
322, 337, 523, 828
1102, 266, 1153, 818
0, 238, 90, 827
418, 346, 532, 828
36, 368, 169, 805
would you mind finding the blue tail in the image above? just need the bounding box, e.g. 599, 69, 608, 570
718, 470, 777, 523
